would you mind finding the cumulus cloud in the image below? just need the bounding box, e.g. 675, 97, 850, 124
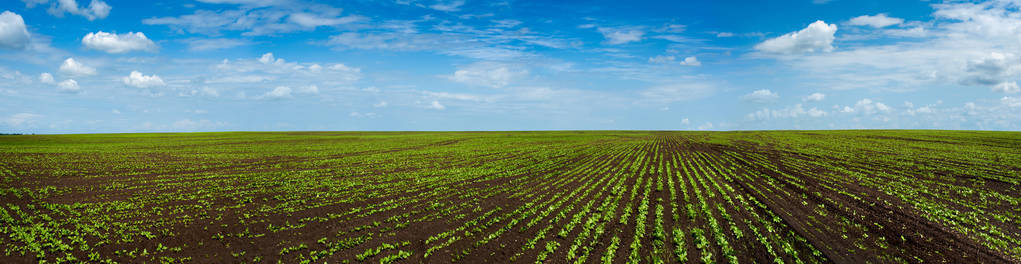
840, 98, 891, 115
446, 62, 527, 88
748, 104, 827, 120
768, 2, 1021, 93
679, 56, 701, 66
39, 72, 55, 84
57, 79, 80, 93
993, 81, 1020, 93
214, 53, 361, 82
848, 14, 903, 28
961, 52, 1021, 93
905, 102, 936, 116
426, 100, 445, 110
59, 58, 96, 76
3, 113, 42, 127
82, 31, 157, 53
1003, 96, 1021, 107
258, 52, 280, 64
803, 92, 825, 102
122, 71, 165, 88
37, 0, 111, 20
598, 27, 644, 45
259, 86, 292, 99
327, 63, 360, 74
0, 11, 31, 50
755, 20, 837, 54
742, 89, 779, 103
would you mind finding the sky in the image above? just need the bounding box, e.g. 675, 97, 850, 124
1, 0, 1020, 133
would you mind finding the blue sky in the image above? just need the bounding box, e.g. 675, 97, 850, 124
1, 0, 1020, 133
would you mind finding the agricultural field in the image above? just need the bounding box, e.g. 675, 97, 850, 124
0, 131, 1019, 263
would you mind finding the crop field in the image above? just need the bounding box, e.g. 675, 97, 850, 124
0, 131, 1019, 263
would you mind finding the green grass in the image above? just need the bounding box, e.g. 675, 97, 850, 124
0, 130, 1018, 263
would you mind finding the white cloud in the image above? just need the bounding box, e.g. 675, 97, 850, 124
697, 122, 713, 130
840, 98, 891, 115
679, 56, 701, 66
297, 84, 318, 94
769, 2, 1021, 93
662, 24, 686, 33
598, 27, 644, 45
122, 71, 166, 88
427, 100, 445, 110
82, 31, 157, 53
906, 104, 936, 116
993, 81, 1020, 93
716, 32, 734, 37
0, 11, 31, 50
59, 58, 96, 76
803, 92, 825, 102
194, 0, 283, 6
57, 79, 80, 93
424, 91, 489, 102
742, 89, 779, 103
748, 104, 827, 120
39, 0, 111, 20
373, 101, 388, 107
143, 3, 357, 36
755, 20, 837, 54
183, 38, 251, 51
349, 112, 378, 118
848, 14, 903, 28
258, 52, 279, 64
259, 86, 292, 99
681, 118, 690, 125
1003, 96, 1021, 107
323, 18, 565, 60
648, 55, 674, 64
287, 12, 363, 28
39, 72, 55, 84
200, 87, 219, 97
215, 53, 361, 82
328, 63, 360, 73
884, 26, 926, 38
446, 62, 527, 88
960, 52, 1021, 93
204, 75, 273, 84
492, 19, 521, 28
3, 113, 42, 127
429, 0, 465, 12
